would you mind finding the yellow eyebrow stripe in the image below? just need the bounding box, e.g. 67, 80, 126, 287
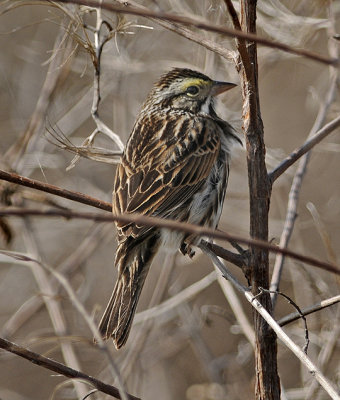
180, 78, 209, 91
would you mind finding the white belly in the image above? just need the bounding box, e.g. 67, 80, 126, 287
160, 157, 227, 252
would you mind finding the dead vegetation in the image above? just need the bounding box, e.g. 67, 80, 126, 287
0, 1, 339, 399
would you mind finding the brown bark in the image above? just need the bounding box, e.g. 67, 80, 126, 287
0, 337, 140, 400
238, 1, 281, 399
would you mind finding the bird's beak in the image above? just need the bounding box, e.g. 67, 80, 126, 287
211, 81, 237, 96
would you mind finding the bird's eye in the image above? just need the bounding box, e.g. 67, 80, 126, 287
186, 86, 199, 96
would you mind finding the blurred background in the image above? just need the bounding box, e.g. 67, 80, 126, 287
0, 1, 339, 399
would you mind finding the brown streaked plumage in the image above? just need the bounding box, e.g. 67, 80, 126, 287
98, 68, 241, 348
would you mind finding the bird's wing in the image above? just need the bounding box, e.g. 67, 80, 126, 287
113, 111, 221, 238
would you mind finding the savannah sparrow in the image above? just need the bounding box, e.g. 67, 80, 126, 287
98, 68, 240, 349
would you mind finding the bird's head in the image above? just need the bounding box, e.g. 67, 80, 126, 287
144, 68, 237, 114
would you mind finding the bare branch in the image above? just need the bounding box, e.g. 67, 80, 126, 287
216, 272, 255, 347
201, 246, 340, 400
0, 169, 112, 211
235, 2, 280, 398
306, 202, 338, 264
20, 219, 89, 399
0, 207, 339, 276
115, 0, 235, 61
134, 271, 217, 324
0, 337, 140, 400
278, 294, 340, 327
4, 24, 73, 169
269, 115, 340, 184
2, 1, 339, 398
1, 224, 111, 338
258, 287, 309, 354
224, 0, 251, 79
49, 0, 338, 65
68, 6, 124, 170
0, 249, 130, 400
201, 240, 246, 268
0, 166, 339, 276
269, 29, 339, 306
245, 289, 340, 400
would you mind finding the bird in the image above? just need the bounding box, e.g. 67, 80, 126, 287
98, 68, 241, 349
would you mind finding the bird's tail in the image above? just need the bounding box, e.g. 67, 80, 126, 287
98, 236, 158, 349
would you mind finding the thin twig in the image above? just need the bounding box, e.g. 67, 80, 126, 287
305, 309, 340, 399
201, 240, 246, 268
269, 31, 339, 307
117, 0, 235, 61
0, 207, 339, 276
306, 202, 338, 264
216, 272, 255, 347
201, 245, 340, 400
258, 287, 309, 354
134, 271, 217, 324
47, 125, 122, 166
0, 250, 130, 400
244, 291, 339, 400
1, 172, 339, 275
118, 253, 176, 381
51, 0, 338, 65
268, 115, 340, 184
68, 5, 123, 170
1, 224, 111, 338
199, 243, 248, 293
169, 277, 226, 386
0, 337, 140, 400
4, 24, 73, 169
0, 169, 112, 211
278, 294, 340, 327
21, 219, 89, 399
223, 0, 251, 79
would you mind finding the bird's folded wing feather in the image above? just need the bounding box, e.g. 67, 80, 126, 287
113, 111, 220, 238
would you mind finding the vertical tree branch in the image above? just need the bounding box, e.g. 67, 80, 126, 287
236, 1, 280, 398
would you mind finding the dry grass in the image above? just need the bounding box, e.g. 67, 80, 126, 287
0, 1, 339, 399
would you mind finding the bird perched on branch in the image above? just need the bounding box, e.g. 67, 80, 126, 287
98, 68, 241, 349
